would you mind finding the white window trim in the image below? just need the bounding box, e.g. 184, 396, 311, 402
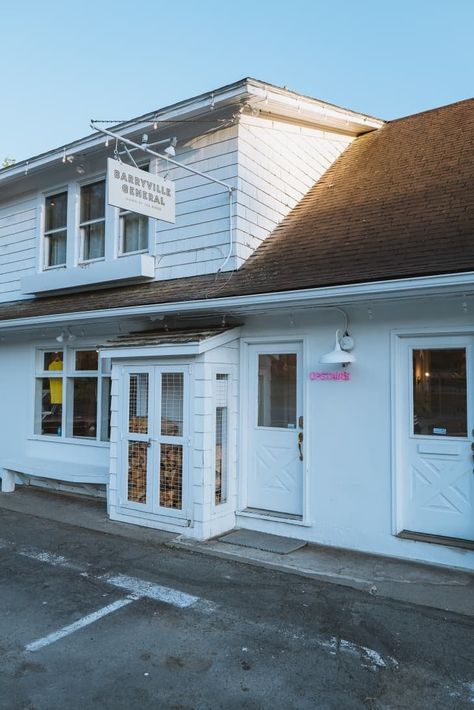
78, 180, 107, 264
33, 346, 111, 444
40, 186, 69, 271
37, 166, 154, 274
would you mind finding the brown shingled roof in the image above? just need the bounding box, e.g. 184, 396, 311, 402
235, 97, 474, 292
0, 98, 473, 322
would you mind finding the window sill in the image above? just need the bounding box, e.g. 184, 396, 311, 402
21, 253, 155, 295
28, 434, 110, 448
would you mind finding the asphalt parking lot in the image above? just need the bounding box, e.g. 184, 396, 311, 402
0, 508, 473, 710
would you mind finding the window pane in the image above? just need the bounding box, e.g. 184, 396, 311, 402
128, 441, 147, 504
82, 222, 105, 260
129, 373, 148, 434
413, 348, 467, 437
215, 374, 228, 505
161, 373, 183, 436
35, 378, 62, 435
75, 350, 98, 371
45, 192, 67, 231
47, 231, 67, 267
71, 377, 97, 438
121, 212, 148, 253
160, 443, 182, 509
44, 351, 63, 371
100, 376, 111, 442
80, 181, 105, 222
215, 407, 228, 505
258, 354, 297, 428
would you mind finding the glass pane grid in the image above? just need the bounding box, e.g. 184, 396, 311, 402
128, 441, 147, 504
129, 373, 149, 434
161, 373, 184, 437
160, 443, 182, 509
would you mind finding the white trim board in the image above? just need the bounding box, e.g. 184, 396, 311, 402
2, 273, 474, 333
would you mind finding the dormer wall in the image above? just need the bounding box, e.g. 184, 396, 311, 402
235, 114, 353, 266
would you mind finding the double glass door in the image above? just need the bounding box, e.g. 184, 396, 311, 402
121, 365, 188, 519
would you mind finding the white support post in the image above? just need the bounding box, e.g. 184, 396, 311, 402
1, 469, 16, 493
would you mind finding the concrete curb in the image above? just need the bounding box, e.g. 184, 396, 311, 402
167, 538, 474, 618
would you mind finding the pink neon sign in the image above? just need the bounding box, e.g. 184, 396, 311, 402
309, 371, 351, 381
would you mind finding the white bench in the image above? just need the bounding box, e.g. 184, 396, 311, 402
0, 458, 109, 493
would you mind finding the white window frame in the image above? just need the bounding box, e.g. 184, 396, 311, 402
34, 347, 111, 444
118, 208, 149, 256
42, 187, 69, 271
78, 179, 106, 264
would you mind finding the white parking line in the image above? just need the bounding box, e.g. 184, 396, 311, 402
1, 539, 203, 652
102, 573, 199, 609
25, 597, 135, 652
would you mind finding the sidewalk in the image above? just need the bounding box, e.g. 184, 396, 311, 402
1, 486, 473, 618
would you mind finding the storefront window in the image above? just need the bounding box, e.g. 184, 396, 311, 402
35, 348, 111, 441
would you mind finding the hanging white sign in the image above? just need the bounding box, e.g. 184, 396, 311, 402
107, 158, 175, 223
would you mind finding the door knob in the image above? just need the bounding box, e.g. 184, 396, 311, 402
298, 431, 303, 461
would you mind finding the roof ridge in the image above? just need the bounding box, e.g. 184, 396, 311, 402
388, 96, 474, 125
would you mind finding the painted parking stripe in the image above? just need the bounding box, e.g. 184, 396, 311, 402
25, 597, 135, 652
102, 573, 199, 608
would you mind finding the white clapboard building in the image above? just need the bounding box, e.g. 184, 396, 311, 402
1, 78, 473, 572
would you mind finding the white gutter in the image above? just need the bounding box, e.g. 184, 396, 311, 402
0, 79, 382, 185
1, 271, 474, 331
0, 83, 248, 183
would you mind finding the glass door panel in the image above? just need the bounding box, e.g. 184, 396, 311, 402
127, 441, 148, 504
412, 348, 467, 437
258, 353, 297, 429
125, 371, 151, 507
157, 371, 185, 511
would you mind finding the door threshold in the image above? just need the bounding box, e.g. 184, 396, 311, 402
243, 507, 302, 520
398, 529, 474, 551
238, 508, 310, 527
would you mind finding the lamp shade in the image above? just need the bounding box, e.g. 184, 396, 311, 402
320, 330, 356, 365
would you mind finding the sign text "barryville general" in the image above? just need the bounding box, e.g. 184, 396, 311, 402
107, 158, 175, 223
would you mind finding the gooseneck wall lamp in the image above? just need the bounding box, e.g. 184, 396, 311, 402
320, 329, 356, 366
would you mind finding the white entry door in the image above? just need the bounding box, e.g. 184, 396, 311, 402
246, 343, 304, 516
399, 336, 474, 542
120, 365, 189, 521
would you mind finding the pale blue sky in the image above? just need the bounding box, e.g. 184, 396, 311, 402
2, 0, 473, 162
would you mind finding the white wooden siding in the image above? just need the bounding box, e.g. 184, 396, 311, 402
0, 194, 37, 301
234, 115, 354, 265
154, 127, 239, 280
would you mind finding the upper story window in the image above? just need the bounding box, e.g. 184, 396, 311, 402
44, 192, 67, 268
119, 210, 149, 254
80, 180, 106, 262
119, 163, 149, 255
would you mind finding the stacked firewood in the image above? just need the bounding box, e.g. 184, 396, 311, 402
160, 443, 182, 509
128, 441, 147, 504
215, 443, 223, 504
129, 415, 148, 434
